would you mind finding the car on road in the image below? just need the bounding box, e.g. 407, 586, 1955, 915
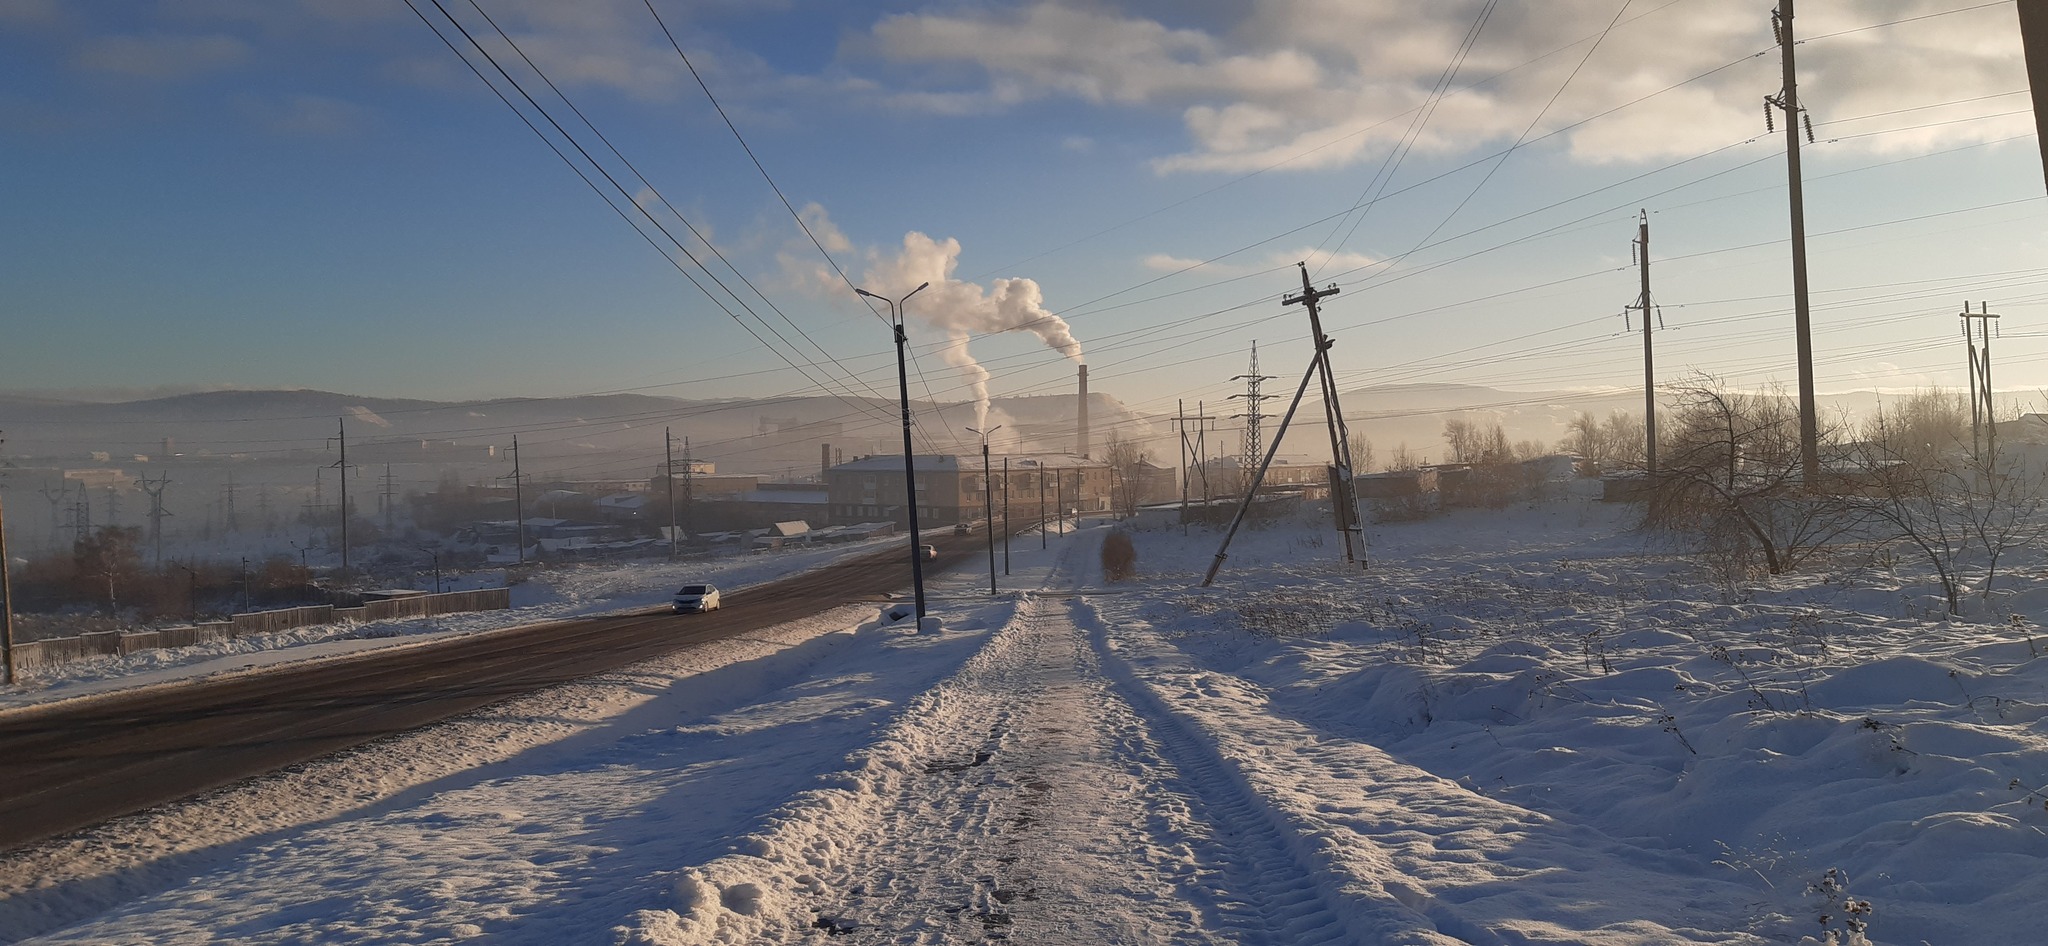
953, 522, 971, 535
671, 583, 722, 613
919, 544, 937, 561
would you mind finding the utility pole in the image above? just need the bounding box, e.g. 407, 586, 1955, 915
139, 472, 173, 564
222, 472, 240, 535
378, 465, 394, 531
1627, 210, 1659, 474
1962, 301, 2001, 457
0, 497, 11, 685
1171, 400, 1218, 532
1204, 354, 1326, 587
967, 425, 1001, 595
1768, 0, 1821, 486
2020, 0, 2048, 191
1283, 262, 1366, 567
665, 427, 678, 559
330, 418, 351, 577
1230, 342, 1277, 499
0, 459, 15, 685
503, 435, 526, 565
70, 482, 91, 542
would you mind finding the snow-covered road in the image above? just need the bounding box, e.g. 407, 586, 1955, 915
8, 500, 2048, 944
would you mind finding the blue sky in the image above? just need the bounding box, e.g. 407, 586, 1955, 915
1, 0, 2041, 430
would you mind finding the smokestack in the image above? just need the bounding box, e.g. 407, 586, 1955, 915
1077, 364, 1090, 458
821, 443, 832, 481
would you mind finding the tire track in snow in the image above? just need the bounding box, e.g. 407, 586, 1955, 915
1074, 597, 1471, 946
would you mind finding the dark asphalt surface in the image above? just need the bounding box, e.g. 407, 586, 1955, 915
0, 531, 1003, 852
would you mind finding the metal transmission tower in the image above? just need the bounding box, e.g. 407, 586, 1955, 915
1767, 0, 1821, 486
139, 472, 173, 564
1962, 301, 2001, 456
329, 418, 353, 576
1229, 343, 1277, 498
37, 482, 67, 548
69, 483, 91, 541
221, 472, 240, 535
1624, 210, 1660, 474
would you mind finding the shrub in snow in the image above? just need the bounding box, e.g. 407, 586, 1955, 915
1100, 531, 1137, 582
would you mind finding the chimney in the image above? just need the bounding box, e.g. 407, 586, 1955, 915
1077, 364, 1090, 458
821, 442, 832, 481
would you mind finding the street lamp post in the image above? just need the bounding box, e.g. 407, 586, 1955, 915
418, 546, 441, 594
855, 282, 932, 620
966, 425, 1002, 595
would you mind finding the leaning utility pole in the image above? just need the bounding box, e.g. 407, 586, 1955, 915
1284, 262, 1366, 567
1962, 301, 2001, 456
1768, 0, 1821, 486
1627, 210, 1659, 474
1230, 342, 1278, 498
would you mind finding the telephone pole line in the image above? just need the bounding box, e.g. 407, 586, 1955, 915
1768, 0, 1821, 486
1627, 210, 1659, 474
1962, 300, 2001, 456
1284, 262, 1366, 567
1230, 342, 1278, 498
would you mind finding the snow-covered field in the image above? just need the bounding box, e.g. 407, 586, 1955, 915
5, 498, 2046, 944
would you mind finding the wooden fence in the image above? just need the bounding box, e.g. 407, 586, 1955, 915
14, 589, 511, 672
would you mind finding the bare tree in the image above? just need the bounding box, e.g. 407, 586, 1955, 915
1645, 377, 1856, 578
1853, 396, 2046, 615
1103, 433, 1147, 520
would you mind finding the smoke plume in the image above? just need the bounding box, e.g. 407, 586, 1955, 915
863, 231, 1085, 430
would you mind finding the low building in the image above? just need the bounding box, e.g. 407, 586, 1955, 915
824, 453, 1113, 528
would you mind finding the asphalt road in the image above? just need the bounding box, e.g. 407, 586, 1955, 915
0, 530, 1004, 852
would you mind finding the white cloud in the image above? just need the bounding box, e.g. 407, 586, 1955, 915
853, 0, 2027, 172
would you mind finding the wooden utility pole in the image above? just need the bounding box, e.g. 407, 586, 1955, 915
1173, 399, 1217, 532
1628, 210, 1658, 474
1283, 262, 1366, 567
1962, 301, 2001, 456
2021, 0, 2048, 191
1769, 0, 1821, 486
500, 436, 526, 565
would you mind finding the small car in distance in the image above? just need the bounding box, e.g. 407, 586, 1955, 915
672, 583, 722, 613
919, 544, 938, 562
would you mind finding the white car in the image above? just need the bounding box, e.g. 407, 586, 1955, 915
671, 583, 722, 613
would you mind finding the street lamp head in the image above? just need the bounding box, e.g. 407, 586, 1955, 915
854, 287, 882, 301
